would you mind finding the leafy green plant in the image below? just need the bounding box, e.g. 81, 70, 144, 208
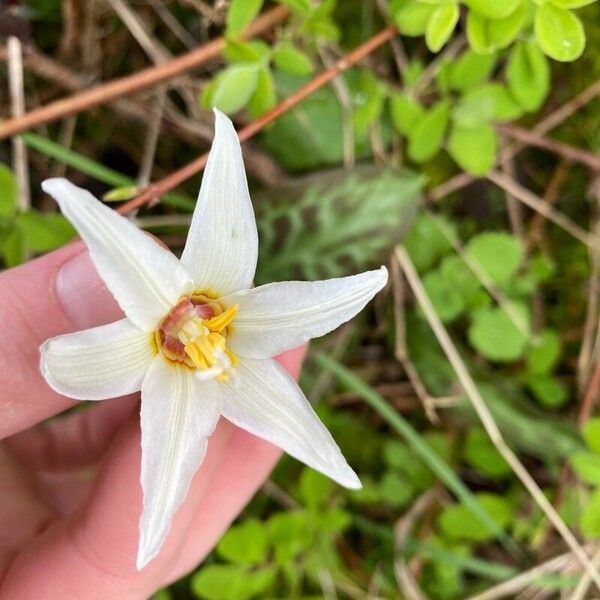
570, 418, 600, 537
0, 165, 75, 267
190, 469, 350, 599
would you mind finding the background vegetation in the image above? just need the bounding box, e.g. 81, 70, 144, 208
1, 0, 600, 597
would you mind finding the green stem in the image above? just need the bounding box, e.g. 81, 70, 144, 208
21, 132, 196, 211
314, 352, 521, 558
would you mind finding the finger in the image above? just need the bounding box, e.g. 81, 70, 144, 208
0, 346, 307, 598
0, 244, 122, 439
4, 394, 139, 471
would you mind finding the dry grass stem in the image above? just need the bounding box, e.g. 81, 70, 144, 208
487, 171, 593, 247
395, 246, 600, 592
7, 36, 30, 210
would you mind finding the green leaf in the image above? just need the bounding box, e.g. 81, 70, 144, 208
506, 41, 550, 112
273, 42, 314, 75
468, 304, 529, 362
191, 565, 275, 600
379, 472, 414, 508
268, 511, 312, 562
464, 0, 522, 19
404, 213, 456, 273
353, 71, 386, 135
551, 0, 597, 6
277, 0, 311, 15
525, 374, 569, 408
223, 39, 271, 63
464, 429, 511, 479
407, 100, 450, 163
426, 3, 459, 52
202, 64, 259, 114
191, 565, 248, 600
299, 469, 333, 509
440, 255, 486, 309
583, 419, 600, 454
438, 493, 513, 542
467, 231, 523, 285
423, 269, 466, 322
452, 92, 496, 127
389, 93, 425, 136
247, 67, 276, 118
316, 508, 351, 532
2, 227, 25, 267
447, 50, 496, 91
226, 0, 264, 37
570, 451, 600, 485
103, 185, 140, 202
217, 519, 268, 565
526, 329, 561, 375
467, 2, 525, 53
466, 83, 524, 121
0, 164, 18, 220
16, 210, 76, 252
394, 2, 436, 35
581, 489, 600, 537
448, 123, 497, 176
534, 4, 585, 62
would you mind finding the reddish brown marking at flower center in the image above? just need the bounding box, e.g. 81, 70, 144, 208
155, 294, 222, 366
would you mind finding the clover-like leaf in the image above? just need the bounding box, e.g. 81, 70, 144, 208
425, 3, 459, 52
534, 4, 586, 62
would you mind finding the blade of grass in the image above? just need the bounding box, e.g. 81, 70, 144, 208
314, 352, 521, 558
21, 132, 196, 211
354, 516, 516, 581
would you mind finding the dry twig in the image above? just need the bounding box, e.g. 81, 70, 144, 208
7, 36, 30, 210
117, 24, 398, 215
0, 5, 290, 139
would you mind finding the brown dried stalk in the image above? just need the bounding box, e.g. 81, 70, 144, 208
116, 24, 398, 215
0, 5, 290, 140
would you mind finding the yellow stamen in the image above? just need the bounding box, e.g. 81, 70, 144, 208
203, 304, 239, 333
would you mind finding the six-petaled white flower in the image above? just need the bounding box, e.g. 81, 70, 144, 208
40, 109, 388, 570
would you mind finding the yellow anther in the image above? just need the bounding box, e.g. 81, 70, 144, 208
203, 304, 239, 333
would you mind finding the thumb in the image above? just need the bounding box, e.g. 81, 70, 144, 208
0, 243, 122, 439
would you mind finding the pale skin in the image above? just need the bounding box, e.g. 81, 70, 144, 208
0, 242, 306, 598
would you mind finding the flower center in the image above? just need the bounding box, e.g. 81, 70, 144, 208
155, 294, 238, 381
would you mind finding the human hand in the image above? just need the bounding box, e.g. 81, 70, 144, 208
0, 242, 306, 599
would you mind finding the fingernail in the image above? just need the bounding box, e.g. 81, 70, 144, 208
56, 252, 122, 329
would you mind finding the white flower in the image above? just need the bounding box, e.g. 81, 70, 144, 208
40, 109, 388, 570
